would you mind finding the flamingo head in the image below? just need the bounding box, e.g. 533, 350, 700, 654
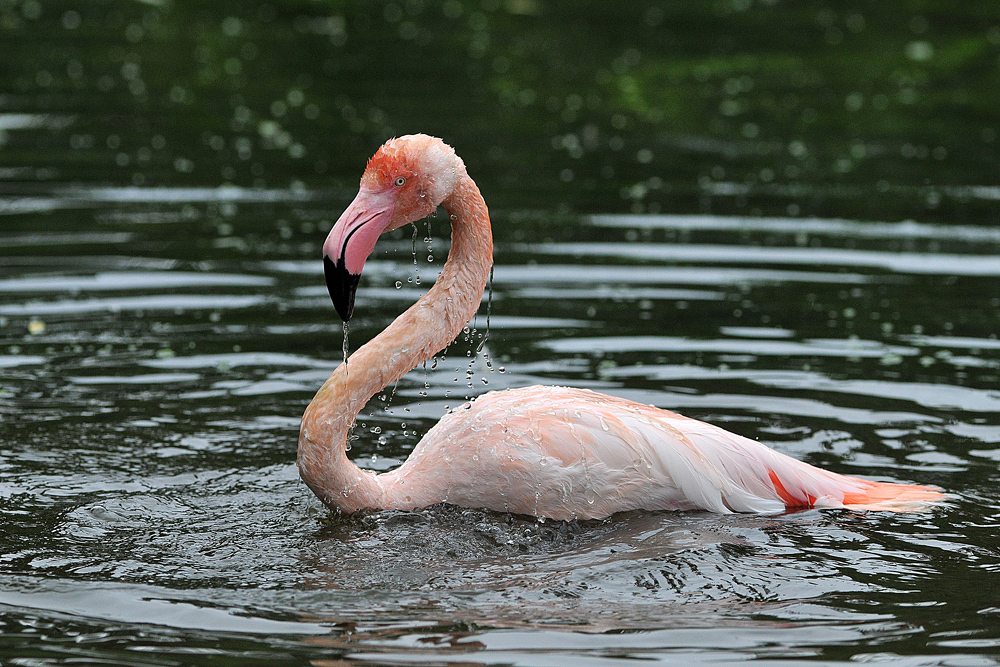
323, 134, 465, 321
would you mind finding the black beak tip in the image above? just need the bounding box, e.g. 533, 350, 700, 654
324, 255, 360, 323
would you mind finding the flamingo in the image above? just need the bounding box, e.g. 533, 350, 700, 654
297, 134, 943, 520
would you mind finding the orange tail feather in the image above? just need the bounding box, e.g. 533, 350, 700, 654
769, 470, 945, 512
840, 477, 945, 511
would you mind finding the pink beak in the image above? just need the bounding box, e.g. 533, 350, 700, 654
323, 189, 396, 322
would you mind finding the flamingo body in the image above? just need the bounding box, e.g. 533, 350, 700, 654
298, 134, 943, 519
381, 385, 940, 519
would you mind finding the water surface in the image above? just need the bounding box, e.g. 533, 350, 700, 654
3, 1, 1000, 665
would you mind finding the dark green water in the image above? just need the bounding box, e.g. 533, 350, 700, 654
2, 1, 1000, 665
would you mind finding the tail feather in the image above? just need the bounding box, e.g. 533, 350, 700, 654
838, 477, 945, 511
769, 469, 944, 512
652, 411, 946, 514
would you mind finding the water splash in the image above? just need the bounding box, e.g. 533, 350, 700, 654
478, 265, 495, 372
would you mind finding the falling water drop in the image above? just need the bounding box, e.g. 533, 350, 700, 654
382, 379, 400, 413
395, 280, 402, 289
411, 223, 420, 288
342, 321, 350, 376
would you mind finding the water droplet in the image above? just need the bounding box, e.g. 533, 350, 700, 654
427, 255, 434, 262
498, 366, 506, 373
395, 281, 402, 289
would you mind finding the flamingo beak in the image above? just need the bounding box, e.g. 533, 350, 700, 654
323, 254, 360, 323
323, 189, 396, 322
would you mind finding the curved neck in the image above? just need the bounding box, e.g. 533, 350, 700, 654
297, 173, 493, 511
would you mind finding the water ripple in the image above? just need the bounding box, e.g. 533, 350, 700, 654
541, 335, 918, 358
0, 271, 272, 292
530, 242, 1000, 275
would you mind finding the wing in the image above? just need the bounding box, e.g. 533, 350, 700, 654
381, 385, 942, 519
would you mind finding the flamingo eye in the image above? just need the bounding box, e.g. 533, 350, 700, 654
394, 177, 406, 187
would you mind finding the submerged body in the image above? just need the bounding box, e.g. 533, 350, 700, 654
298, 134, 942, 520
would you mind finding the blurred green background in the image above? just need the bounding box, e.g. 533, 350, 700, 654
2, 0, 998, 223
